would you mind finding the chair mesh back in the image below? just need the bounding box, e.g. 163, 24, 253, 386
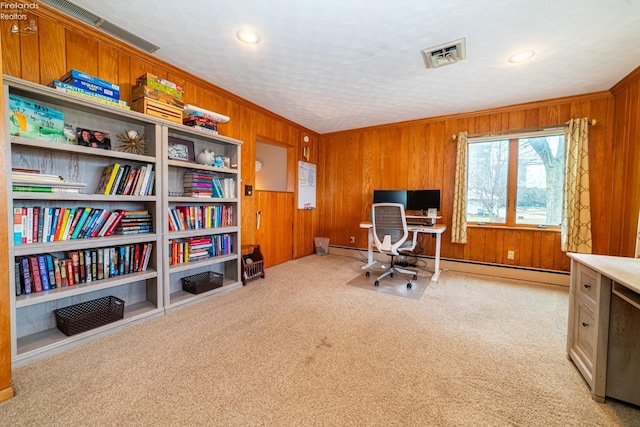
373, 204, 406, 247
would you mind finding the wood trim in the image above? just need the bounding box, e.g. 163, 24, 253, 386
321, 91, 613, 137
0, 48, 14, 403
610, 65, 640, 95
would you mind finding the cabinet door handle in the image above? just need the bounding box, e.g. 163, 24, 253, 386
583, 283, 591, 289
582, 322, 589, 327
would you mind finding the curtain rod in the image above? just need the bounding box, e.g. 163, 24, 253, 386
450, 119, 597, 140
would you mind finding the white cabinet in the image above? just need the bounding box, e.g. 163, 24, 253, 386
161, 125, 243, 311
567, 253, 640, 405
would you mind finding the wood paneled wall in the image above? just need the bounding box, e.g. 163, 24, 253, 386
0, 3, 320, 267
317, 93, 618, 272
611, 66, 640, 257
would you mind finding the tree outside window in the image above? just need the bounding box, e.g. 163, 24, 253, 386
466, 132, 564, 227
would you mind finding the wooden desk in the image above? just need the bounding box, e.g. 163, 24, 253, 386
567, 253, 640, 405
359, 222, 447, 281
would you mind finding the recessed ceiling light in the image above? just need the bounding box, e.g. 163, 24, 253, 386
508, 50, 535, 63
236, 29, 260, 44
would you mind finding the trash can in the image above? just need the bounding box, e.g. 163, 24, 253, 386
314, 237, 330, 255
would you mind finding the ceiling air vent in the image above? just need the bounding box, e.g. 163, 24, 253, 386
39, 0, 160, 54
421, 38, 466, 69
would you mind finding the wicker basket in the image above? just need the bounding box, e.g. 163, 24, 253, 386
182, 271, 223, 294
54, 296, 125, 336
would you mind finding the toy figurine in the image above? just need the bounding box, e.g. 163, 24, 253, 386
196, 149, 215, 165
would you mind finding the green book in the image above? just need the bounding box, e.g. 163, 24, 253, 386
13, 185, 79, 193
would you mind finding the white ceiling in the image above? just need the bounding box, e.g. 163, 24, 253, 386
66, 0, 640, 134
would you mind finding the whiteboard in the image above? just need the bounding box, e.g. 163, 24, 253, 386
297, 161, 316, 209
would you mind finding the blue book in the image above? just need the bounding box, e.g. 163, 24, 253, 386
70, 208, 93, 239
78, 209, 102, 238
20, 257, 32, 294
37, 255, 50, 291
49, 208, 60, 242
45, 254, 56, 289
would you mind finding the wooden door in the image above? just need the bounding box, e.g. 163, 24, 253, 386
254, 191, 294, 268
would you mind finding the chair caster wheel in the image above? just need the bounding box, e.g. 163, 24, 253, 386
413, 275, 417, 280
365, 271, 370, 277
374, 281, 379, 286
407, 283, 412, 289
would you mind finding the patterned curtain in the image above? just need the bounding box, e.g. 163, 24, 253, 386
561, 118, 592, 253
451, 131, 468, 244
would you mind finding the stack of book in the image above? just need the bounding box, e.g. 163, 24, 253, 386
183, 170, 214, 197
12, 168, 87, 194
113, 210, 152, 235
182, 104, 230, 135
50, 69, 129, 110
95, 163, 155, 196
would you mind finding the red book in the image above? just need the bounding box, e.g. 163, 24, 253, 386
29, 256, 43, 292
32, 207, 40, 243
59, 259, 68, 287
66, 208, 86, 239
70, 251, 80, 284
53, 207, 66, 241
103, 210, 126, 236
65, 259, 75, 287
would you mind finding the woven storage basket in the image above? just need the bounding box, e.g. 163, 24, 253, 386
182, 271, 223, 294
54, 296, 125, 336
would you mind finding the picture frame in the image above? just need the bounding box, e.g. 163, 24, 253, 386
76, 127, 111, 150
168, 136, 195, 162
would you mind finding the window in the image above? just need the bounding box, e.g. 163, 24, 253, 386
466, 131, 564, 227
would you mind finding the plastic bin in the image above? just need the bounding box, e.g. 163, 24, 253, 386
314, 237, 330, 255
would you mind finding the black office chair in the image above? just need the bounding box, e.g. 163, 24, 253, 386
369, 203, 419, 288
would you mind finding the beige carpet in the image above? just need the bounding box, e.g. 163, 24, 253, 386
346, 264, 429, 299
1, 254, 639, 426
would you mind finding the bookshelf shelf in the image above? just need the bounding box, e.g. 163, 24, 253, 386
10, 135, 156, 163
15, 269, 159, 308
16, 300, 163, 357
168, 253, 239, 273
11, 192, 158, 202
13, 234, 159, 257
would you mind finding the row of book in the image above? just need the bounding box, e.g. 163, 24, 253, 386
167, 205, 233, 232
13, 207, 152, 245
184, 170, 236, 198
95, 163, 155, 196
169, 234, 233, 265
12, 169, 87, 194
14, 243, 153, 296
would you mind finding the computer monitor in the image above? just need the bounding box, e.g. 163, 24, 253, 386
406, 189, 441, 212
373, 190, 407, 207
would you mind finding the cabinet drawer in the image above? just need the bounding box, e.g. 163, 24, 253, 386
574, 299, 596, 373
576, 263, 598, 306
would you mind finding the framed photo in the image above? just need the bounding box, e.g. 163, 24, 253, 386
76, 127, 111, 150
168, 136, 195, 162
